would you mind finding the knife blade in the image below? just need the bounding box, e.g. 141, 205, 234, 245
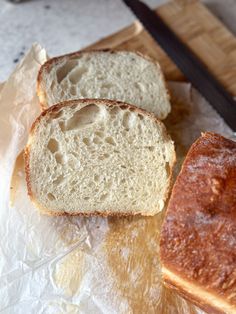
122, 0, 236, 131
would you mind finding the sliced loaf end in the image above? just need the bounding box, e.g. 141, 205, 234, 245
37, 50, 170, 119
25, 99, 175, 216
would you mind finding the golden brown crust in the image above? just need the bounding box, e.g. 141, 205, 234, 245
163, 274, 225, 314
36, 49, 170, 113
160, 132, 236, 313
25, 98, 175, 217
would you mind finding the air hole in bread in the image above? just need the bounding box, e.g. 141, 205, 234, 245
138, 114, 144, 120
60, 90, 65, 99
94, 175, 100, 182
52, 109, 64, 119
134, 82, 145, 92
99, 153, 109, 160
50, 80, 56, 91
148, 146, 155, 152
56, 60, 78, 83
61, 79, 69, 90
88, 182, 94, 188
59, 121, 66, 132
55, 152, 64, 164
98, 75, 106, 81
84, 196, 90, 200
100, 91, 107, 98
70, 86, 77, 96
165, 162, 170, 176
73, 135, 79, 143
106, 181, 112, 189
110, 106, 120, 117
113, 120, 119, 127
47, 193, 55, 201
101, 82, 113, 90
122, 111, 136, 130
47, 138, 59, 153
69, 67, 88, 84
93, 137, 101, 144
71, 152, 79, 159
100, 193, 108, 201
105, 137, 116, 146
63, 104, 100, 131
53, 175, 65, 185
80, 88, 87, 98
82, 137, 90, 146
95, 131, 104, 138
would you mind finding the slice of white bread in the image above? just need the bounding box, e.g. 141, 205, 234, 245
160, 133, 236, 314
25, 99, 175, 216
37, 50, 170, 119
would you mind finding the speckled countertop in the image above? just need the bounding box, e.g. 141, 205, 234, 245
0, 0, 236, 82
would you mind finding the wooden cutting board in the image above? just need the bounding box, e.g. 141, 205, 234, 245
86, 0, 236, 96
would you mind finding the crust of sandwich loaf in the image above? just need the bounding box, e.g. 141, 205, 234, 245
36, 49, 170, 113
25, 98, 175, 217
162, 267, 234, 314
160, 132, 236, 313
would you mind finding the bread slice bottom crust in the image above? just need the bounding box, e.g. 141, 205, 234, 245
27, 193, 157, 217
163, 267, 236, 314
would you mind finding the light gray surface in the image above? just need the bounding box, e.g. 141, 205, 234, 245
0, 0, 236, 81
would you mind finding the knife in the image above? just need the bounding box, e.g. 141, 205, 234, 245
122, 0, 236, 131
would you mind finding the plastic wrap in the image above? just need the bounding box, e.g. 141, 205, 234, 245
0, 45, 235, 313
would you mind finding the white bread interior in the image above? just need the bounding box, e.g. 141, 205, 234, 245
37, 50, 171, 119
25, 99, 175, 216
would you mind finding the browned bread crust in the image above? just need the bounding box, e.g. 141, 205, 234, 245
160, 132, 236, 314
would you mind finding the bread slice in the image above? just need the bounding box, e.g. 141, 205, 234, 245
160, 132, 236, 314
37, 50, 170, 119
25, 99, 175, 216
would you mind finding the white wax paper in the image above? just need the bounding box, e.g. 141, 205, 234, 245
0, 45, 235, 314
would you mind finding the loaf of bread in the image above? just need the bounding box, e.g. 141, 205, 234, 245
25, 99, 175, 216
37, 50, 171, 119
160, 132, 236, 314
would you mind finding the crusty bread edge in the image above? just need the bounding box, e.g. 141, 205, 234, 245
160, 132, 236, 314
162, 267, 235, 314
24, 98, 176, 217
37, 49, 170, 116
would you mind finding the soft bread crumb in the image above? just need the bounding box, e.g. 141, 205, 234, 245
25, 99, 175, 216
37, 50, 170, 119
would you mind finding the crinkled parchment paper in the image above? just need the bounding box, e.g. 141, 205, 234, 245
0, 45, 235, 314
